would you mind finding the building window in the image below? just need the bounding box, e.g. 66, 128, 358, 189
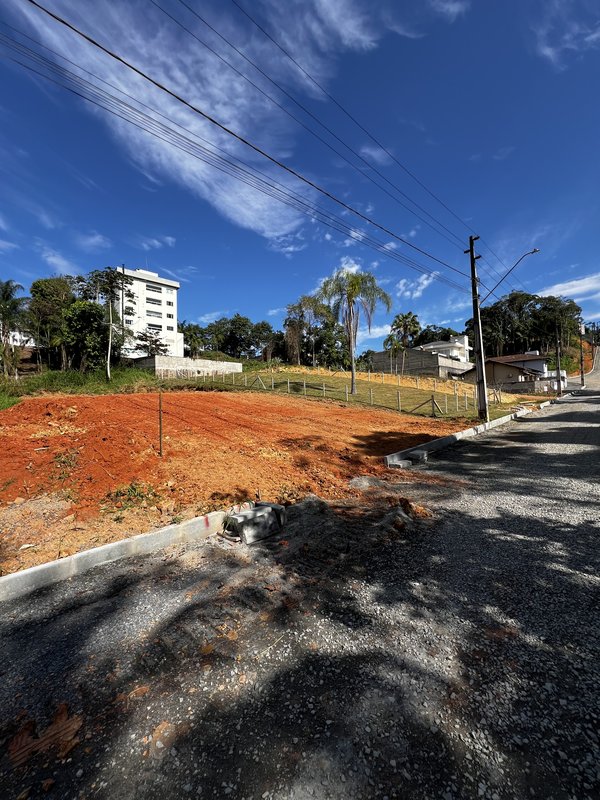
146, 310, 162, 318
146, 284, 162, 294
147, 297, 162, 306
166, 301, 174, 307
167, 326, 174, 331
166, 313, 174, 319
166, 288, 174, 294
147, 324, 162, 331
124, 318, 133, 326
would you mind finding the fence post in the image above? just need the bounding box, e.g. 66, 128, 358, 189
465, 392, 468, 410
397, 391, 401, 412
287, 378, 290, 393
244, 375, 247, 387
271, 375, 274, 390
381, 372, 384, 384
431, 394, 436, 417
303, 379, 306, 396
232, 373, 235, 385
368, 371, 371, 382
445, 394, 448, 414
345, 385, 349, 402
456, 392, 459, 412
369, 387, 373, 405
322, 382, 326, 397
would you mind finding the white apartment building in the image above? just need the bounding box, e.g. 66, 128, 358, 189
119, 268, 184, 358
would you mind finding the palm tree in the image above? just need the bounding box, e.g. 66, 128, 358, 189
390, 312, 420, 375
383, 332, 402, 374
0, 279, 25, 376
318, 270, 391, 394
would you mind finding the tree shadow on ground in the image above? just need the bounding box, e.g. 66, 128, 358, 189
1, 474, 598, 799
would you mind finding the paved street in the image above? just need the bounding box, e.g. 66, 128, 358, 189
0, 370, 598, 800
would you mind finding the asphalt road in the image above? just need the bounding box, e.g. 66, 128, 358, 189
0, 368, 598, 800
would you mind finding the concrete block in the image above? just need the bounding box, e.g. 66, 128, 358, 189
225, 507, 281, 545
409, 450, 428, 462
255, 501, 287, 528
385, 457, 413, 469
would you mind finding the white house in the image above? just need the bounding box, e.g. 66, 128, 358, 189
416, 334, 472, 363
118, 268, 184, 358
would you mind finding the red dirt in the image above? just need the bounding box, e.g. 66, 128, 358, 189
0, 391, 465, 574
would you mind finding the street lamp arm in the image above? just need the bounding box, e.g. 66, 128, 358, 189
480, 248, 540, 304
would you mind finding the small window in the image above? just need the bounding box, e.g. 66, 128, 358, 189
146, 310, 162, 318
167, 326, 174, 331
147, 297, 162, 306
146, 284, 162, 294
166, 313, 174, 319
147, 324, 162, 331
166, 301, 174, 307
124, 318, 133, 325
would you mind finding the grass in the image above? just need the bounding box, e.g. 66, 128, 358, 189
0, 364, 538, 422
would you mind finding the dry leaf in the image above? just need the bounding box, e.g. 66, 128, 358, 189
149, 721, 179, 761
41, 778, 55, 792
16, 786, 31, 800
225, 629, 238, 641
128, 685, 149, 700
200, 643, 214, 655
8, 705, 82, 769
238, 674, 247, 685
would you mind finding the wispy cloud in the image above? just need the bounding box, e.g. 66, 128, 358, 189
428, 0, 470, 23
0, 213, 8, 231
539, 272, 600, 299
160, 265, 204, 284
36, 242, 78, 274
198, 310, 229, 324
0, 239, 19, 254
359, 143, 392, 166
267, 307, 285, 316
356, 323, 391, 346
493, 146, 515, 161
532, 0, 600, 69
269, 232, 307, 257
396, 272, 438, 299
75, 231, 112, 252
138, 235, 177, 251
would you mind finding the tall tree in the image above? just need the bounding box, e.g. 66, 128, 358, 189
318, 270, 391, 394
27, 276, 75, 369
78, 268, 134, 380
383, 332, 402, 374
284, 302, 304, 366
135, 329, 169, 357
0, 280, 26, 376
390, 312, 421, 348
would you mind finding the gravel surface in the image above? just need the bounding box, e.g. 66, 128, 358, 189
0, 374, 598, 800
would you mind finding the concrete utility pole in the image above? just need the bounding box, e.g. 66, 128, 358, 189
555, 326, 562, 397
579, 321, 585, 387
465, 235, 489, 422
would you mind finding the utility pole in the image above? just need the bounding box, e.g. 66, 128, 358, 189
555, 325, 562, 397
465, 235, 489, 422
579, 321, 585, 387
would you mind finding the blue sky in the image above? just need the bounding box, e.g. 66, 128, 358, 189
1, 0, 599, 351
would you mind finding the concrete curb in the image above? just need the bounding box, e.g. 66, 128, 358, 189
0, 502, 253, 603
384, 407, 534, 467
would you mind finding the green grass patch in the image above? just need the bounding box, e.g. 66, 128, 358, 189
0, 394, 20, 411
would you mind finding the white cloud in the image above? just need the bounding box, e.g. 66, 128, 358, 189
5, 0, 420, 247
396, 272, 438, 299
138, 235, 177, 251
533, 0, 600, 69
356, 323, 391, 345
36, 243, 78, 274
0, 213, 8, 231
493, 146, 515, 161
75, 231, 112, 252
269, 232, 307, 257
539, 272, 600, 299
339, 255, 362, 273
267, 307, 285, 316
0, 239, 19, 254
428, 0, 470, 23
198, 310, 229, 324
359, 143, 392, 166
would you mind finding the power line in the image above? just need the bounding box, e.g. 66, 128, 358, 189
228, 0, 525, 293
157, 0, 468, 252
24, 0, 480, 289
0, 28, 470, 296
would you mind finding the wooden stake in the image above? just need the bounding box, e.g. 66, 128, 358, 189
159, 390, 163, 458
397, 391, 401, 412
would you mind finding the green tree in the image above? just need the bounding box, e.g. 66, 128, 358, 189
251, 320, 276, 360
78, 267, 134, 380
136, 329, 169, 357
27, 276, 75, 369
413, 325, 459, 347
0, 279, 26, 376
179, 321, 206, 358
318, 270, 391, 394
383, 332, 402, 374
62, 301, 107, 372
284, 302, 304, 366
390, 311, 420, 348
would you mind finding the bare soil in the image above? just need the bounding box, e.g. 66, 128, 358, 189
0, 391, 466, 575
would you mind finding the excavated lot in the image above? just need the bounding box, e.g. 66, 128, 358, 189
0, 391, 465, 575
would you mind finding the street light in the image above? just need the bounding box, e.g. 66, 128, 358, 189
480, 248, 540, 304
